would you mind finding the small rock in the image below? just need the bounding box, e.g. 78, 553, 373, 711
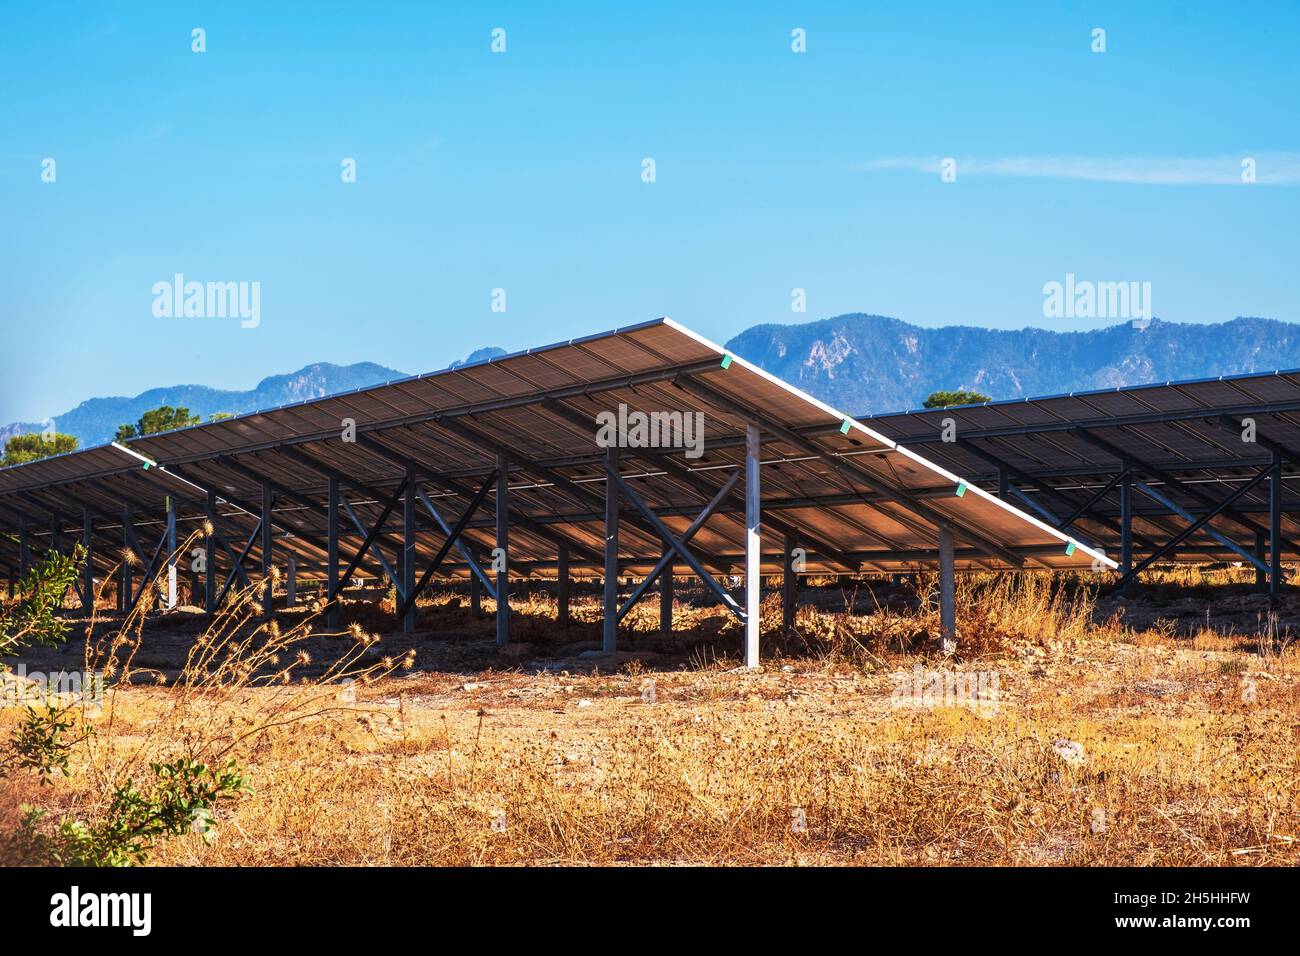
576, 698, 593, 708
1052, 739, 1086, 769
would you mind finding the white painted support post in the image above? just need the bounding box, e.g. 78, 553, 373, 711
938, 524, 956, 652
495, 453, 510, 645
603, 446, 620, 653
286, 553, 297, 606
165, 495, 178, 610
745, 422, 761, 668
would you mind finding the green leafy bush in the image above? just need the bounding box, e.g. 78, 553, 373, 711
15, 758, 248, 867
0, 545, 82, 656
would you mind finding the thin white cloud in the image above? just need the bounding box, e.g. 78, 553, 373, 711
862, 154, 1300, 185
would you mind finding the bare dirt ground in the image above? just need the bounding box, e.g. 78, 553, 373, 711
3, 572, 1299, 866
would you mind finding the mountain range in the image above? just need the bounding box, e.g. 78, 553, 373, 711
5, 315, 1300, 449
726, 314, 1300, 414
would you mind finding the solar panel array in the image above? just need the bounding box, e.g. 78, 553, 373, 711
863, 370, 1300, 570
0, 319, 1107, 600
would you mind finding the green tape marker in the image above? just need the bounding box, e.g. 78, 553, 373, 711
955, 481, 967, 497
720, 354, 733, 369
1065, 540, 1076, 556
839, 418, 852, 435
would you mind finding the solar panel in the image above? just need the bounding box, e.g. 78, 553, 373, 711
0, 318, 1112, 583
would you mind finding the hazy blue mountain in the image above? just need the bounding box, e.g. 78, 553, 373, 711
449, 346, 508, 369
1, 346, 516, 450
725, 315, 1300, 414
0, 362, 407, 448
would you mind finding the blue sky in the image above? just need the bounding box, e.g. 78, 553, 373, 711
2, 1, 1298, 423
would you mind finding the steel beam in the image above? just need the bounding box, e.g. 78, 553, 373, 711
938, 525, 956, 651
327, 477, 339, 629
261, 482, 274, 617
436, 415, 727, 572
340, 497, 402, 593
1120, 468, 1133, 578
331, 477, 407, 599
744, 422, 761, 668
414, 486, 496, 598
783, 529, 797, 635
1134, 481, 1268, 574
82, 508, 94, 613
541, 396, 864, 570
205, 490, 217, 613
120, 506, 134, 611
402, 466, 416, 632
609, 468, 745, 620
396, 470, 496, 622
166, 495, 178, 609
1115, 467, 1272, 590
1072, 427, 1281, 546
603, 447, 619, 653
1272, 449, 1283, 600
496, 453, 510, 646
659, 561, 673, 633
357, 433, 605, 567
677, 375, 1027, 568
616, 471, 738, 622
557, 543, 570, 625
213, 520, 262, 609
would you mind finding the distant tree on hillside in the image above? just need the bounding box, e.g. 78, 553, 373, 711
114, 405, 201, 441
922, 389, 991, 409
2, 432, 79, 466
208, 412, 233, 422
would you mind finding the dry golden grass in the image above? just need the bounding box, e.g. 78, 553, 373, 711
2, 564, 1298, 866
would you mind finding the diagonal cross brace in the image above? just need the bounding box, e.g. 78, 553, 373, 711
331, 477, 408, 599
609, 468, 746, 621
207, 508, 255, 590
617, 470, 739, 621
414, 486, 496, 599
340, 496, 403, 598
124, 524, 171, 614
542, 393, 864, 570
214, 519, 262, 609
396, 470, 497, 621
1115, 467, 1271, 590
433, 415, 732, 572
355, 433, 607, 567
1133, 481, 1272, 576
1071, 426, 1284, 546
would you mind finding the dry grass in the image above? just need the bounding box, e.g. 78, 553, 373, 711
2, 564, 1298, 866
